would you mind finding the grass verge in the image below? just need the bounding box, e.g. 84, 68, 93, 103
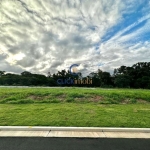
0, 103, 149, 127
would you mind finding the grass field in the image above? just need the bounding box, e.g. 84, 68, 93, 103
0, 88, 150, 104
0, 88, 149, 127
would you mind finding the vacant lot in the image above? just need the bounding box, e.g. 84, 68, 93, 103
0, 88, 149, 127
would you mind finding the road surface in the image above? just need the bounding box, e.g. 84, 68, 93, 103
0, 137, 149, 150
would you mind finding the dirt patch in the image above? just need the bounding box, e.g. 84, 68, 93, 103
137, 99, 149, 104
122, 99, 149, 104
74, 95, 104, 103
74, 97, 86, 102
28, 95, 50, 101
89, 95, 104, 102
121, 99, 131, 104
56, 94, 66, 102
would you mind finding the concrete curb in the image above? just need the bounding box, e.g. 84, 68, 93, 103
0, 126, 150, 133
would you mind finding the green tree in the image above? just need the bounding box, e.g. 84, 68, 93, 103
114, 75, 131, 88
0, 71, 5, 77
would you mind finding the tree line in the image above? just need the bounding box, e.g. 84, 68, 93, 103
0, 62, 150, 89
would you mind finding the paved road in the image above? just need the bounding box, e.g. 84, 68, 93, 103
0, 138, 149, 150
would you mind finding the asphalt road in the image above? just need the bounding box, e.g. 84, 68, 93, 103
0, 138, 149, 150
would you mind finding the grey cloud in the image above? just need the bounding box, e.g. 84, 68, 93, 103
16, 57, 36, 67
0, 59, 24, 73
0, 0, 149, 75
50, 60, 62, 68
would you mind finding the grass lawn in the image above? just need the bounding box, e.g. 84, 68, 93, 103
0, 88, 149, 127
0, 104, 149, 127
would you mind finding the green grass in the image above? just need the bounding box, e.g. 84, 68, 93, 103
0, 103, 149, 127
0, 88, 149, 127
0, 88, 150, 104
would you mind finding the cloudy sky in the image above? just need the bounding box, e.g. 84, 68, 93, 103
0, 0, 150, 76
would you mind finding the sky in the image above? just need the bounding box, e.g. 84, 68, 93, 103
0, 0, 150, 76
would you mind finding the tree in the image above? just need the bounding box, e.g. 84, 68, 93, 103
89, 72, 100, 87
114, 75, 131, 88
0, 71, 5, 77
135, 76, 150, 89
21, 71, 32, 76
48, 72, 51, 78
100, 72, 112, 86
113, 62, 150, 88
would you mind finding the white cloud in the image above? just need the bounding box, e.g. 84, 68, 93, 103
0, 0, 150, 75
